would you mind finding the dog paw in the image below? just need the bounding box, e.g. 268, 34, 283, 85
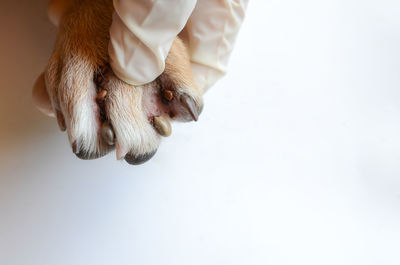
37, 0, 203, 165
95, 42, 203, 165
40, 41, 202, 164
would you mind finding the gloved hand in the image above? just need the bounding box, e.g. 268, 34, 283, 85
35, 0, 248, 113
32, 0, 248, 163
110, 0, 248, 92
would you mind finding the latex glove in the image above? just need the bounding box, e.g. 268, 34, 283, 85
46, 0, 248, 91
109, 0, 197, 86
110, 0, 248, 91
183, 0, 248, 91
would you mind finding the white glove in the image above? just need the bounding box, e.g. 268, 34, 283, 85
109, 0, 197, 86
183, 0, 248, 91
110, 0, 248, 91
47, 0, 248, 92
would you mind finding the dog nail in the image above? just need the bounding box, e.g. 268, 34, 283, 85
96, 90, 107, 102
56, 110, 66, 131
101, 122, 115, 146
162, 89, 174, 101
153, 116, 171, 137
72, 141, 78, 154
74, 149, 107, 160
180, 94, 199, 121
125, 149, 157, 165
116, 144, 129, 160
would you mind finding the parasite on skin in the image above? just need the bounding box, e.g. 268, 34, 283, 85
153, 116, 171, 137
162, 89, 174, 102
96, 89, 107, 102
101, 121, 115, 146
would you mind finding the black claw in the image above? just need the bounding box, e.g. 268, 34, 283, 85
180, 94, 201, 121
124, 149, 157, 165
72, 141, 109, 160
74, 150, 107, 160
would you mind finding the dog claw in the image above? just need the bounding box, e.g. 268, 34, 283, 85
180, 94, 200, 121
116, 144, 129, 160
72, 141, 107, 160
72, 141, 78, 154
75, 150, 106, 160
101, 122, 115, 146
124, 149, 157, 165
56, 110, 66, 131
153, 116, 171, 137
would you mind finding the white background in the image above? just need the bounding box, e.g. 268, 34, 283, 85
1, 0, 400, 264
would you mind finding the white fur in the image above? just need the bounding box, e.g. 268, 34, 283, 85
66, 81, 100, 155
105, 77, 161, 159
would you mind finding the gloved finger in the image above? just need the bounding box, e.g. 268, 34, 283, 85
109, 0, 197, 86
184, 0, 249, 92
32, 72, 55, 117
